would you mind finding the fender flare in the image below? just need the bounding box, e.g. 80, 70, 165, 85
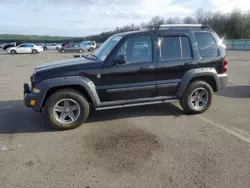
36, 76, 100, 107
176, 68, 220, 97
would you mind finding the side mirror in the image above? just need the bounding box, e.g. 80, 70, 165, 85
113, 55, 126, 65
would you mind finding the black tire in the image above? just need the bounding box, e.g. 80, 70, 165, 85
89, 47, 94, 52
32, 49, 38, 54
61, 49, 66, 53
78, 49, 83, 53
180, 80, 213, 114
43, 46, 47, 50
56, 47, 59, 51
44, 89, 89, 130
10, 49, 16, 54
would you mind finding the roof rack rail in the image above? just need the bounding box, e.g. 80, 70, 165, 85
148, 24, 211, 30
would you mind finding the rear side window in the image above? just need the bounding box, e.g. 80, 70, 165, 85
160, 36, 192, 60
194, 32, 219, 58
26, 44, 33, 48
160, 37, 181, 60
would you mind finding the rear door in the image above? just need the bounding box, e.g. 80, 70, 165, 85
75, 44, 81, 52
156, 34, 193, 96
25, 44, 33, 53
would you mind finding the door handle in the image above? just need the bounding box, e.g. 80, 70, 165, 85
140, 66, 154, 71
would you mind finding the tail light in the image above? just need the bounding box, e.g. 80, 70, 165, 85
221, 58, 228, 73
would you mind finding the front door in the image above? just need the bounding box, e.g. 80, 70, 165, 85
16, 44, 27, 53
66, 44, 74, 52
98, 35, 157, 102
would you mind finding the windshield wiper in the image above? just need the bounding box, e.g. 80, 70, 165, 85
87, 53, 98, 59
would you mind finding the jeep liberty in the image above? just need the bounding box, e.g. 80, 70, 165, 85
24, 24, 228, 130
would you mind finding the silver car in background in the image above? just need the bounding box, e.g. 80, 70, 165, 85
58, 43, 85, 53
44, 43, 61, 50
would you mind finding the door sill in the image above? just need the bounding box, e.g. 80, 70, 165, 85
96, 96, 178, 111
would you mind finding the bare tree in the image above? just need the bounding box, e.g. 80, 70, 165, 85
147, 16, 165, 27
194, 8, 205, 24
183, 16, 197, 24
165, 17, 176, 24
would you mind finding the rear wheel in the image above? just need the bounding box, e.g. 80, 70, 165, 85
61, 49, 66, 53
180, 80, 213, 114
32, 49, 38, 54
10, 49, 16, 54
78, 49, 83, 53
44, 89, 89, 130
89, 47, 94, 52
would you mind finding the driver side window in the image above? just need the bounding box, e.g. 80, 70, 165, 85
117, 36, 152, 63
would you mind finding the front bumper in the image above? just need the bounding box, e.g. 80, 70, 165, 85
218, 73, 228, 91
23, 83, 46, 112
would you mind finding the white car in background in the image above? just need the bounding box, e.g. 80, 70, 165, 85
6, 43, 43, 54
79, 41, 97, 52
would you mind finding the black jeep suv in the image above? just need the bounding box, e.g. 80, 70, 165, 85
24, 24, 228, 130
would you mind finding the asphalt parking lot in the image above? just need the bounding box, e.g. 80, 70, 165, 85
0, 50, 249, 188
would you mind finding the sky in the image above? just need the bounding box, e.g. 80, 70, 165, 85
0, 0, 249, 36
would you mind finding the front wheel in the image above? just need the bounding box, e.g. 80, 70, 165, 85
61, 49, 66, 53
88, 47, 94, 52
10, 49, 17, 54
180, 80, 213, 114
44, 89, 89, 130
78, 49, 83, 53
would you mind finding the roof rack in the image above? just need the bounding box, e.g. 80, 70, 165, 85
148, 24, 211, 30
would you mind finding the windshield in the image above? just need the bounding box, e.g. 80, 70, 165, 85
92, 36, 122, 61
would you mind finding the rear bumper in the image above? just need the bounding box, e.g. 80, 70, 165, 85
23, 83, 46, 112
218, 73, 228, 91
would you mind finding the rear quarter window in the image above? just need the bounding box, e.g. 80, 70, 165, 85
194, 32, 219, 58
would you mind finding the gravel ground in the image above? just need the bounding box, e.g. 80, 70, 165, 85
0, 50, 249, 188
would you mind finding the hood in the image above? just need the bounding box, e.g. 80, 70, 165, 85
36, 57, 97, 71
33, 57, 103, 84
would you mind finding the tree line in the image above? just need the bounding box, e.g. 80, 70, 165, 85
1, 8, 250, 44
83, 8, 250, 42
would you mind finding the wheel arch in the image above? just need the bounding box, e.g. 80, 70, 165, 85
177, 68, 219, 97
36, 76, 100, 110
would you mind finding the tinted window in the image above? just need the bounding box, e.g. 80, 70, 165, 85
160, 37, 181, 60
88, 42, 91, 45
194, 32, 219, 58
181, 37, 192, 58
18, 44, 26, 48
67, 44, 73, 48
26, 44, 33, 48
117, 36, 152, 63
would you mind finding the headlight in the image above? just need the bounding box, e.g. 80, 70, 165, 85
32, 88, 40, 93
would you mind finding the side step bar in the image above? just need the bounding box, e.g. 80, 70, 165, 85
96, 98, 178, 111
